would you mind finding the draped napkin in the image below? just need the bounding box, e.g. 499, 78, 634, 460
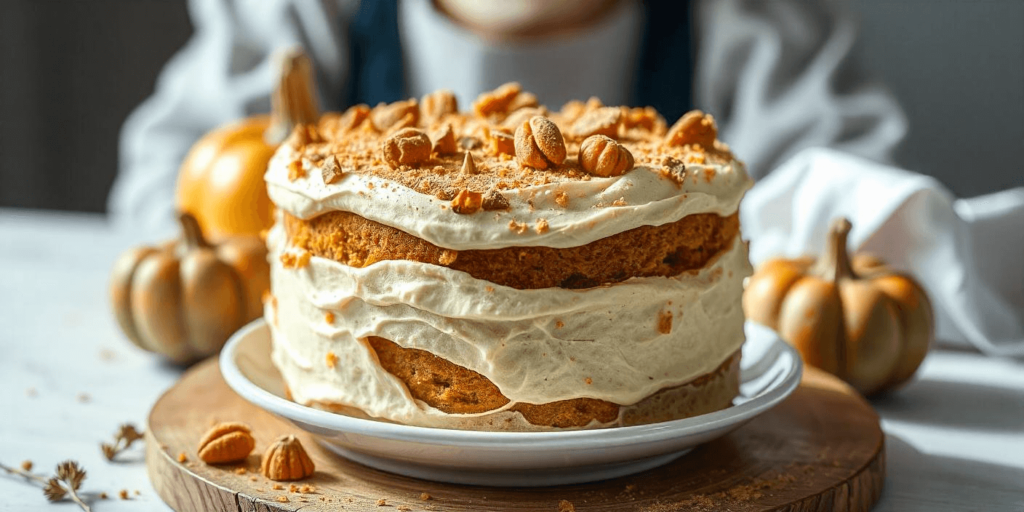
741, 148, 1024, 356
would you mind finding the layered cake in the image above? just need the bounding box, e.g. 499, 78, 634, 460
263, 84, 753, 431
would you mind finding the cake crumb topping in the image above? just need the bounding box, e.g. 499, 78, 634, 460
555, 191, 569, 207
535, 218, 549, 234
283, 83, 731, 200
320, 155, 343, 184
280, 251, 311, 269
508, 220, 528, 234
287, 160, 306, 181
432, 123, 458, 155
451, 190, 483, 214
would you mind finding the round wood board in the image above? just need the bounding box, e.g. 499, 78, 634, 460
147, 358, 884, 512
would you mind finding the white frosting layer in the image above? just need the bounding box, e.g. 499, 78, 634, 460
266, 220, 751, 429
265, 146, 751, 250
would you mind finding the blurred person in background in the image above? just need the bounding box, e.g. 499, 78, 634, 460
111, 0, 906, 234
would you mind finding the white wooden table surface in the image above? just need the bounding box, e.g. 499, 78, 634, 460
1, 207, 1022, 511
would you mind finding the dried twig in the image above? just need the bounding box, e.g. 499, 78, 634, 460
100, 423, 144, 461
1, 460, 92, 511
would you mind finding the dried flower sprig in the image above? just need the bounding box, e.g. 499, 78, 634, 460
101, 423, 144, 461
1, 460, 92, 511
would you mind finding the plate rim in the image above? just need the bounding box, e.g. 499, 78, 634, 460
220, 319, 802, 450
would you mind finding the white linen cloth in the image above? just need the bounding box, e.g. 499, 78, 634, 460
742, 148, 1024, 355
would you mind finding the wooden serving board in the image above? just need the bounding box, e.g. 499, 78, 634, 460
147, 358, 884, 512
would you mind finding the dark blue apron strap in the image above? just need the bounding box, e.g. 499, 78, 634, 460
346, 0, 406, 107
632, 0, 694, 121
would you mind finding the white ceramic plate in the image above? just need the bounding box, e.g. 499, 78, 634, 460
221, 320, 801, 486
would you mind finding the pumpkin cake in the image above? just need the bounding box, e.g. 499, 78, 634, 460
262, 84, 753, 431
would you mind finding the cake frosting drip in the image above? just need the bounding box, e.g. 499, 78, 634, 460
266, 220, 750, 429
266, 145, 751, 251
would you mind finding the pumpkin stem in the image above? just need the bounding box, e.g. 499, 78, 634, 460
179, 212, 210, 249
265, 48, 320, 145
816, 217, 857, 281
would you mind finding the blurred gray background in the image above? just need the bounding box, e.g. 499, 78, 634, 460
1, 0, 1021, 213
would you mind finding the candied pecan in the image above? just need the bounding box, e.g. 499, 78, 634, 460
473, 82, 522, 117
579, 135, 634, 177
501, 107, 547, 132
372, 98, 419, 131
431, 123, 457, 155
665, 110, 717, 148
337, 104, 370, 131
507, 91, 538, 112
197, 422, 255, 464
559, 100, 587, 124
420, 89, 458, 124
514, 116, 566, 169
623, 106, 666, 134
570, 107, 622, 139
487, 128, 516, 156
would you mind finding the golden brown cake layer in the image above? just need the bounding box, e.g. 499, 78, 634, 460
335, 335, 739, 429
285, 211, 739, 290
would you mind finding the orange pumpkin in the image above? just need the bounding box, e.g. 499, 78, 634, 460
110, 213, 270, 363
176, 49, 319, 239
743, 218, 933, 395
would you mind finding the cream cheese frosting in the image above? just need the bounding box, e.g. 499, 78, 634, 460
265, 145, 751, 251
266, 218, 751, 428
